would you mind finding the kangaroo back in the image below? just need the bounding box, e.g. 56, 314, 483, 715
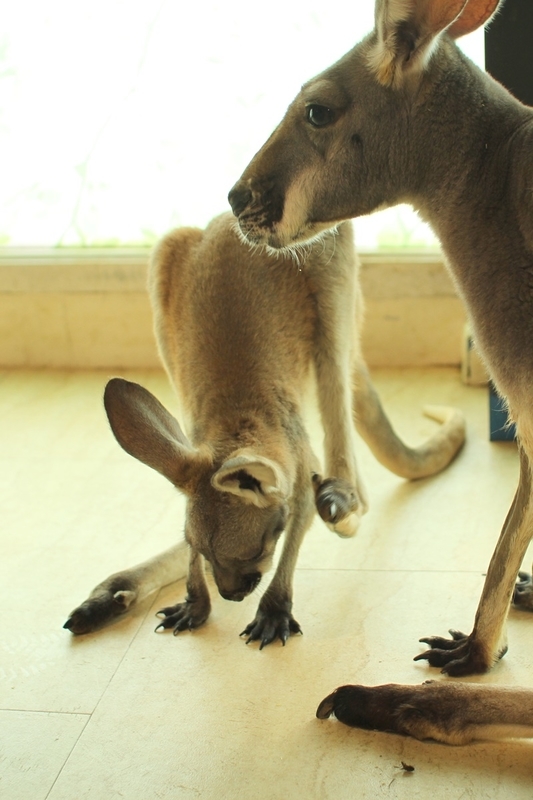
148, 213, 319, 447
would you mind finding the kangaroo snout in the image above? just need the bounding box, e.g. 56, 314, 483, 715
218, 571, 262, 602
228, 182, 252, 217
228, 173, 285, 240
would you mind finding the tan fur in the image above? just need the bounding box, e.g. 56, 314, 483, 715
64, 212, 464, 645
228, 0, 533, 737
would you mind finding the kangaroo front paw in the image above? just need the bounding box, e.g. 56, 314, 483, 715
240, 603, 302, 650
513, 572, 533, 611
313, 474, 364, 538
414, 629, 505, 676
155, 596, 211, 634
63, 579, 138, 634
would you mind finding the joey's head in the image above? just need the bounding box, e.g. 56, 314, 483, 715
229, 0, 502, 250
186, 460, 290, 601
102, 377, 291, 603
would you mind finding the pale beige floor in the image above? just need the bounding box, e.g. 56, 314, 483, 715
2, 367, 533, 800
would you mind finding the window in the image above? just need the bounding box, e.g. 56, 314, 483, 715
1, 2, 484, 249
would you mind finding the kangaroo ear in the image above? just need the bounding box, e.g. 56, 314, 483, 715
369, 0, 500, 88
212, 454, 289, 508
447, 0, 501, 39
104, 378, 208, 491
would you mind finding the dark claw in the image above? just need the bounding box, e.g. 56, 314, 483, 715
414, 628, 496, 676
418, 629, 468, 650
259, 632, 275, 650
154, 599, 210, 634
156, 605, 177, 617
240, 608, 302, 649
173, 619, 194, 635
414, 647, 464, 668
414, 629, 470, 670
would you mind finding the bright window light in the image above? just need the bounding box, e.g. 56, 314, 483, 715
0, 1, 484, 248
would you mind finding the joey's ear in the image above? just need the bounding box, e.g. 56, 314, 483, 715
212, 454, 289, 508
104, 378, 209, 491
369, 0, 496, 88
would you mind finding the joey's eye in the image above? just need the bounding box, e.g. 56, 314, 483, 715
306, 104, 335, 128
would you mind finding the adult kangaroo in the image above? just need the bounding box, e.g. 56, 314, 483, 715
229, 0, 533, 738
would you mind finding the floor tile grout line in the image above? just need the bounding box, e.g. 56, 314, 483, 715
0, 708, 91, 716
294, 567, 488, 574
42, 597, 160, 799
44, 713, 92, 800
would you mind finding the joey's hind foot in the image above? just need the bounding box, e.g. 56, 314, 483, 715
414, 629, 504, 676
513, 572, 533, 611
155, 596, 211, 634
64, 578, 138, 634
313, 474, 363, 538
241, 604, 302, 649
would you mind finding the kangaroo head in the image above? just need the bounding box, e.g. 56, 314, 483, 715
104, 378, 290, 601
187, 458, 289, 601
228, 0, 501, 249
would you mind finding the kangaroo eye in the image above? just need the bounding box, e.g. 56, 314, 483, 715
306, 104, 335, 128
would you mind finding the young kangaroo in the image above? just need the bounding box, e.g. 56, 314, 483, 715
64, 212, 464, 648
229, 0, 533, 737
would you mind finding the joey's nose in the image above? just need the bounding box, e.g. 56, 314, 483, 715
218, 572, 262, 602
228, 183, 252, 217
220, 591, 245, 602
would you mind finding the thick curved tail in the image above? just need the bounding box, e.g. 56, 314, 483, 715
353, 367, 466, 480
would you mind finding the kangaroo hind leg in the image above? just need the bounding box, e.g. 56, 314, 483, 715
64, 541, 189, 634
415, 436, 532, 676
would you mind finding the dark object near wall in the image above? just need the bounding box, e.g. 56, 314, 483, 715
485, 0, 533, 106
485, 1, 529, 442
489, 383, 517, 442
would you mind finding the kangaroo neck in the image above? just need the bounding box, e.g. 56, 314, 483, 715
405, 52, 532, 270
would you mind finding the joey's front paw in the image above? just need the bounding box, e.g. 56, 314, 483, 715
313, 474, 364, 538
155, 596, 211, 635
513, 572, 533, 611
63, 580, 138, 634
414, 629, 504, 676
241, 604, 302, 650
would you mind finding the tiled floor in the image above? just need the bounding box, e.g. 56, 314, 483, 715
2, 367, 533, 799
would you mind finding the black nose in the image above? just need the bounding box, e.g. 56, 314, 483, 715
219, 572, 262, 602
219, 589, 245, 602
228, 183, 252, 216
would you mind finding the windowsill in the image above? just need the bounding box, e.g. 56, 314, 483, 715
0, 248, 150, 293
0, 247, 449, 297
0, 249, 465, 369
